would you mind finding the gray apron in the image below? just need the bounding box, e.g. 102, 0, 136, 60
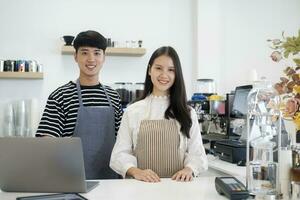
73, 80, 118, 179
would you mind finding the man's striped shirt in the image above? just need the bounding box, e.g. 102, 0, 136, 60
36, 81, 123, 137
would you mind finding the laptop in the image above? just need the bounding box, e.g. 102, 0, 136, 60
0, 137, 99, 193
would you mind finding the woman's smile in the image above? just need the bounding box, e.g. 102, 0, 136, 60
158, 78, 170, 85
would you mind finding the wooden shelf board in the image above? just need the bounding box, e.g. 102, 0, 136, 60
61, 45, 75, 55
0, 72, 44, 79
61, 46, 146, 56
106, 47, 146, 56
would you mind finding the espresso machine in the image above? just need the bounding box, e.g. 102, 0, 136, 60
206, 95, 227, 135
188, 79, 216, 134
189, 93, 209, 128
189, 79, 230, 142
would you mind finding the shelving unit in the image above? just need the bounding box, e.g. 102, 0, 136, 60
0, 72, 43, 79
61, 46, 146, 57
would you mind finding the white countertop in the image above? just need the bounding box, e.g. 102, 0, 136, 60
0, 177, 227, 200
0, 155, 246, 200
207, 154, 246, 177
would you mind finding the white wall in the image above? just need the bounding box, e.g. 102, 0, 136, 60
0, 0, 197, 112
197, 0, 300, 94
1, 0, 300, 115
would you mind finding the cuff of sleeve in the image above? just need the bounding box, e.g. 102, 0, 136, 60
35, 133, 58, 137
185, 164, 199, 177
122, 163, 136, 178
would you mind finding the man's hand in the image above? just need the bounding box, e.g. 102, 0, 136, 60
127, 167, 160, 183
171, 167, 193, 182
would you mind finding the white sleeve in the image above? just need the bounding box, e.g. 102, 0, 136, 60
184, 108, 208, 176
109, 110, 137, 178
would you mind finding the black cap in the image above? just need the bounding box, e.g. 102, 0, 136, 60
73, 30, 107, 52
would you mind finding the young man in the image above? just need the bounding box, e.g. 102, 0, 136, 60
36, 30, 123, 179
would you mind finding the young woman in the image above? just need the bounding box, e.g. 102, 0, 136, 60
110, 46, 208, 182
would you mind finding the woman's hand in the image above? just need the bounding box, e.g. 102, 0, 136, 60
171, 167, 194, 182
127, 167, 160, 183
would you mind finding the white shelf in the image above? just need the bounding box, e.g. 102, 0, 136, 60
61, 46, 146, 57
0, 72, 44, 79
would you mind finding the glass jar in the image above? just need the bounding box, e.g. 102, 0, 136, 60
134, 82, 144, 101
125, 82, 133, 103
246, 78, 281, 196
291, 145, 300, 183
114, 82, 131, 107
196, 79, 216, 96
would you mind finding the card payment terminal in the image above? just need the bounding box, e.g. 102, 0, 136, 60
215, 177, 249, 200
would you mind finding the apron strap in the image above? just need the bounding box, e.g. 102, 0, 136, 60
101, 84, 113, 107
76, 79, 83, 106
76, 79, 113, 108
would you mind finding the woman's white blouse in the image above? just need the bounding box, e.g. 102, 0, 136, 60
110, 95, 208, 178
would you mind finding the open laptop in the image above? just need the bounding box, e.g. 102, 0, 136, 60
0, 137, 99, 193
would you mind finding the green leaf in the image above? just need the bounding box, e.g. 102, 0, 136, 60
287, 37, 296, 47
287, 47, 296, 52
294, 59, 300, 65
284, 50, 290, 58
296, 38, 300, 46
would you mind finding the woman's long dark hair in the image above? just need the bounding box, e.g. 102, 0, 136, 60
140, 46, 192, 138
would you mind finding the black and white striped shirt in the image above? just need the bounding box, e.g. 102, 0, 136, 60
36, 81, 123, 137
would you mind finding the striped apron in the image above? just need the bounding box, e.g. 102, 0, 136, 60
135, 119, 183, 178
